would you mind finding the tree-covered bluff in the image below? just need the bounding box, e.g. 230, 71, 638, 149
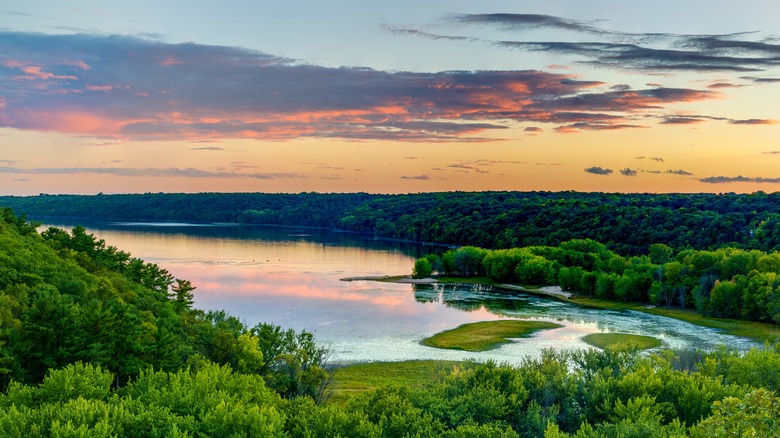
3, 191, 780, 255
0, 207, 330, 398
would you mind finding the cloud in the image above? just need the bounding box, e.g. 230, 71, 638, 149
620, 168, 637, 176
741, 76, 780, 84
729, 118, 777, 125
762, 151, 780, 155
555, 122, 645, 133
708, 82, 740, 89
398, 13, 780, 74
227, 161, 260, 170
13, 177, 30, 181
524, 126, 542, 132
0, 31, 725, 143
0, 166, 306, 179
660, 117, 706, 125
190, 146, 225, 151
665, 169, 694, 176
4, 10, 34, 17
400, 174, 431, 180
584, 166, 613, 175
700, 175, 780, 184
444, 159, 525, 174
635, 156, 665, 162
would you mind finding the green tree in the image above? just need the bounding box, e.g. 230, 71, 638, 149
691, 388, 780, 438
170, 279, 195, 313
412, 258, 433, 279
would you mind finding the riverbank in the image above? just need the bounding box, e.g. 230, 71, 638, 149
340, 275, 436, 284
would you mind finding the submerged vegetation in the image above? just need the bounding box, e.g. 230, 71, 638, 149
421, 320, 563, 352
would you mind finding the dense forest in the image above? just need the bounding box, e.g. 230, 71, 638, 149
0, 207, 330, 399
3, 191, 780, 255
415, 239, 780, 324
2, 207, 780, 436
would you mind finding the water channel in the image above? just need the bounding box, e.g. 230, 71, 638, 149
41, 220, 759, 364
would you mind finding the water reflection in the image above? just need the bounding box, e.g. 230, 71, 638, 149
39, 219, 761, 365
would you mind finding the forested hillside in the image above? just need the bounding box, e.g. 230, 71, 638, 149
3, 206, 780, 436
3, 191, 780, 255
0, 207, 330, 397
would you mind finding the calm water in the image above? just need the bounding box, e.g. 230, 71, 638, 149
42, 220, 759, 364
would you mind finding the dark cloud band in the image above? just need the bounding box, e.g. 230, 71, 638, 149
0, 31, 725, 143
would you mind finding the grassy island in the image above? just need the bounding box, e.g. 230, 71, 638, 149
582, 333, 662, 350
421, 320, 562, 352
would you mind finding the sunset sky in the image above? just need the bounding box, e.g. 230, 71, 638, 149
1, 0, 779, 195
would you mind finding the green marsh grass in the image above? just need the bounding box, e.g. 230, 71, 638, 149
582, 333, 662, 350
421, 320, 562, 352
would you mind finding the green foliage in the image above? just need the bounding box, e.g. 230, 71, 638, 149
411, 235, 780, 327
412, 258, 433, 279
0, 209, 331, 402
7, 191, 780, 256
690, 388, 780, 438
6, 203, 780, 435
252, 323, 331, 403
442, 246, 488, 277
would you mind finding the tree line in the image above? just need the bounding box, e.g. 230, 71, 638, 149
414, 239, 780, 324
4, 191, 780, 255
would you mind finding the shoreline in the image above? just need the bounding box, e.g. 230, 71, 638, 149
342, 275, 778, 342
340, 275, 437, 284
341, 275, 572, 299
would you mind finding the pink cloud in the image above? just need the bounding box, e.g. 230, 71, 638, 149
0, 32, 729, 143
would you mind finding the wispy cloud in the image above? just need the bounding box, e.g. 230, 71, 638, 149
4, 10, 34, 17
700, 175, 780, 184
729, 118, 777, 125
190, 146, 225, 151
428, 13, 780, 74
0, 31, 728, 143
665, 169, 694, 176
584, 166, 613, 175
0, 166, 306, 179
620, 168, 638, 176
635, 156, 665, 162
400, 174, 431, 180
741, 76, 780, 84
660, 117, 706, 125
707, 82, 741, 89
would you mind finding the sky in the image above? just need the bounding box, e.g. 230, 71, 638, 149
1, 0, 779, 195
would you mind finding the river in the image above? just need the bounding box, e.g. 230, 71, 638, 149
41, 220, 759, 364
